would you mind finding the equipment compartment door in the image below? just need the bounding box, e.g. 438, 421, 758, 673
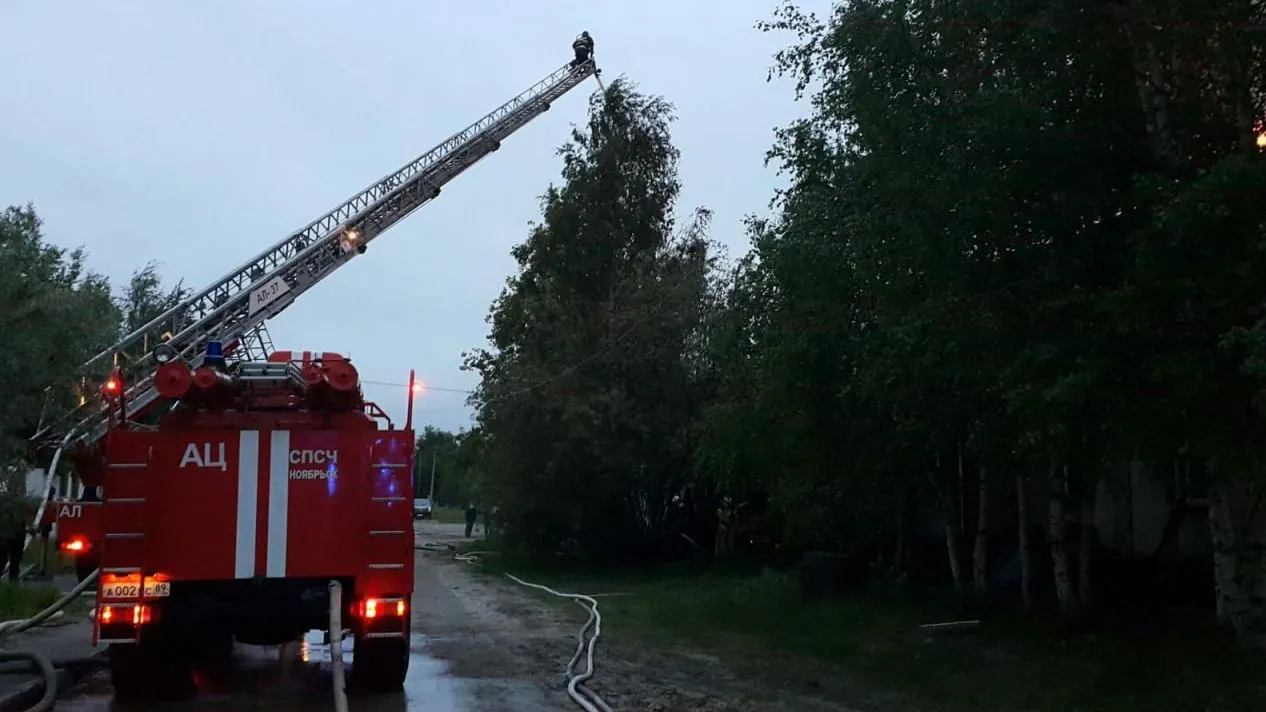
280, 431, 368, 578
151, 431, 254, 580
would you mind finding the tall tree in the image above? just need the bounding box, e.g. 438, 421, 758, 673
467, 79, 712, 564
708, 0, 1148, 604
1107, 0, 1266, 641
0, 205, 118, 462
414, 425, 483, 507
119, 262, 189, 349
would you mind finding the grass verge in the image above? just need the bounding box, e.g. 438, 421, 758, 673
472, 558, 1266, 712
23, 539, 73, 576
0, 582, 60, 621
432, 507, 467, 525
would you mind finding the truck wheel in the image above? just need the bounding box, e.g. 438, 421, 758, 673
75, 555, 99, 583
191, 632, 234, 681
109, 640, 192, 700
350, 634, 409, 691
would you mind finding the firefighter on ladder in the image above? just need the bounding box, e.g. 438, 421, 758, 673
571, 32, 594, 67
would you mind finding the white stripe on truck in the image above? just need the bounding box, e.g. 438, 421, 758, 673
235, 431, 259, 578
266, 430, 290, 577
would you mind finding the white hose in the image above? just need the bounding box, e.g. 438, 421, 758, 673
0, 612, 63, 635
450, 550, 612, 712
505, 574, 611, 712
0, 568, 101, 712
4, 443, 70, 580
0, 569, 98, 641
328, 580, 348, 712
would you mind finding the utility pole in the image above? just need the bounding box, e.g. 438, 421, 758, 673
428, 450, 437, 504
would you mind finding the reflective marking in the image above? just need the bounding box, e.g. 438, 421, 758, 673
235, 431, 259, 579
266, 431, 290, 577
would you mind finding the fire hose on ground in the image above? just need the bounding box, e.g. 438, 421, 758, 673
423, 544, 613, 712
0, 569, 101, 712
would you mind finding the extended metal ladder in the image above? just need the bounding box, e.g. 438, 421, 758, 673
32, 52, 599, 452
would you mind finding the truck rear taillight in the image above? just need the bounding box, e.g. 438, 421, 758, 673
354, 598, 407, 619
99, 604, 154, 626
60, 538, 89, 554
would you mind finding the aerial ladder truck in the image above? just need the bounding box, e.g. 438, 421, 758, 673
28, 38, 599, 699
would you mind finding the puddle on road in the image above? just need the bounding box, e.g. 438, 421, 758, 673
301, 630, 467, 710
58, 632, 495, 711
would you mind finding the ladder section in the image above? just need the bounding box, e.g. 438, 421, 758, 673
364, 432, 415, 595
94, 434, 154, 646
97, 433, 153, 578
33, 54, 599, 452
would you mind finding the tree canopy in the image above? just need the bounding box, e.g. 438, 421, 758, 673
0, 205, 186, 469
461, 0, 1266, 647
464, 79, 713, 565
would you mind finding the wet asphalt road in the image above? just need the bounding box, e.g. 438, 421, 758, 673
56, 520, 523, 712
58, 630, 470, 712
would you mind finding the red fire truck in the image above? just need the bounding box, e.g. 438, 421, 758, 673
47, 498, 100, 582
24, 37, 599, 700
95, 349, 416, 696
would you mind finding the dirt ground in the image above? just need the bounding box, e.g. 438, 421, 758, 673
56, 521, 859, 711
414, 519, 858, 712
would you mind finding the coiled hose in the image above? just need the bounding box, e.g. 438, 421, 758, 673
0, 569, 100, 712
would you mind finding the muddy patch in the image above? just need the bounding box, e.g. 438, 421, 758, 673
412, 519, 860, 712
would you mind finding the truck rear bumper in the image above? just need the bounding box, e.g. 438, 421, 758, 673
97, 576, 410, 647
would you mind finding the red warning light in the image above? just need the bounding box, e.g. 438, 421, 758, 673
101, 368, 124, 399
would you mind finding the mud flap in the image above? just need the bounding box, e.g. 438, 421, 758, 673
349, 632, 409, 692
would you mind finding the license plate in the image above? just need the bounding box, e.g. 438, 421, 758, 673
101, 580, 171, 599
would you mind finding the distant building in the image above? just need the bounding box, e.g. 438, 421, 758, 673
24, 468, 85, 499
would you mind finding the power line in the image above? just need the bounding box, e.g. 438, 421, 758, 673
360, 379, 472, 394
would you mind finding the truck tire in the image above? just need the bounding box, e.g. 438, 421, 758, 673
109, 640, 193, 700
75, 555, 99, 583
191, 632, 234, 681
350, 634, 409, 691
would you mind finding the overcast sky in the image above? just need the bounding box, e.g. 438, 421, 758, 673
0, 1, 803, 431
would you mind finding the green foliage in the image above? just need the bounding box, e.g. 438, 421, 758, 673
466, 78, 715, 564
413, 425, 485, 507
465, 0, 1266, 649
0, 581, 59, 620
120, 261, 189, 348
0, 204, 187, 468
0, 205, 119, 461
